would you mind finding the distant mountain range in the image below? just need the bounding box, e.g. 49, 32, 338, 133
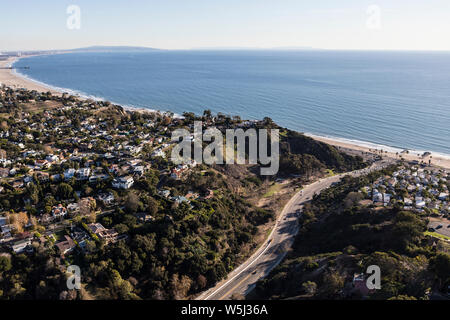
191, 46, 321, 51
2, 45, 323, 56
1, 46, 162, 56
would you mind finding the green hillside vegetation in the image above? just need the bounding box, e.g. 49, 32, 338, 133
279, 130, 365, 176
252, 168, 450, 300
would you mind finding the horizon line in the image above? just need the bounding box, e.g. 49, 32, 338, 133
2, 45, 450, 53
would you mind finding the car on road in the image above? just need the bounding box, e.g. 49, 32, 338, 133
436, 225, 443, 229
252, 270, 257, 275
428, 227, 435, 232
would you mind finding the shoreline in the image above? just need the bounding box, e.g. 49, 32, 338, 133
3, 55, 178, 117
308, 134, 450, 170
2, 55, 450, 170
0, 56, 61, 95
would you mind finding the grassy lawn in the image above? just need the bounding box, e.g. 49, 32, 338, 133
263, 183, 282, 198
424, 231, 450, 241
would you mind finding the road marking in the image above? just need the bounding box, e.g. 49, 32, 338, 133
204, 239, 273, 300
219, 272, 254, 300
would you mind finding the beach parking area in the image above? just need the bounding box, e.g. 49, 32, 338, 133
428, 217, 450, 239
310, 135, 450, 170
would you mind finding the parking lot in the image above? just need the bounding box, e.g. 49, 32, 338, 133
428, 217, 450, 238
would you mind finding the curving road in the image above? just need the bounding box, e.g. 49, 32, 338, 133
196, 160, 393, 300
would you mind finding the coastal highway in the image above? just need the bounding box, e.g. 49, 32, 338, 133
196, 159, 393, 300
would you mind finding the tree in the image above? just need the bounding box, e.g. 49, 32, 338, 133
79, 198, 93, 217
56, 183, 73, 199
146, 196, 158, 215
87, 210, 97, 224
231, 293, 245, 300
430, 253, 450, 287
203, 109, 212, 121
108, 269, 135, 299
196, 274, 207, 290
125, 192, 141, 214
0, 255, 12, 273
320, 271, 344, 298
26, 183, 40, 205
10, 212, 28, 234
388, 295, 417, 300
170, 273, 192, 299
302, 281, 317, 295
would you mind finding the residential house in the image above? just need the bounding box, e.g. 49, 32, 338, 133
97, 192, 115, 206
112, 176, 134, 189
55, 235, 76, 256
52, 204, 67, 219
11, 238, 32, 254
76, 168, 91, 180
64, 168, 76, 181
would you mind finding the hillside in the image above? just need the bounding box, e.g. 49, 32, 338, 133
251, 167, 450, 300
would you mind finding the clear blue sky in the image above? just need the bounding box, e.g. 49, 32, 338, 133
1, 0, 449, 51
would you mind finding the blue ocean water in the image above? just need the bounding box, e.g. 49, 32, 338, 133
14, 50, 450, 156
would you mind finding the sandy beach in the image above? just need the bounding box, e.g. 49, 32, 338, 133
0, 56, 61, 95
310, 134, 450, 170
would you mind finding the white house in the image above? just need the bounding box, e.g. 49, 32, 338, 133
11, 238, 32, 253
45, 154, 59, 163
98, 193, 115, 205
0, 216, 7, 227
372, 192, 383, 203
64, 168, 76, 180
383, 193, 391, 205
67, 203, 80, 215
112, 176, 134, 189
158, 189, 171, 198
76, 168, 91, 180
403, 198, 413, 206
438, 193, 448, 201
416, 200, 426, 209
151, 149, 166, 158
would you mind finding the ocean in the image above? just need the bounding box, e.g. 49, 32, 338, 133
13, 50, 450, 157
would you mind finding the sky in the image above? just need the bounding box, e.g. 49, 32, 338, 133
1, 0, 450, 51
